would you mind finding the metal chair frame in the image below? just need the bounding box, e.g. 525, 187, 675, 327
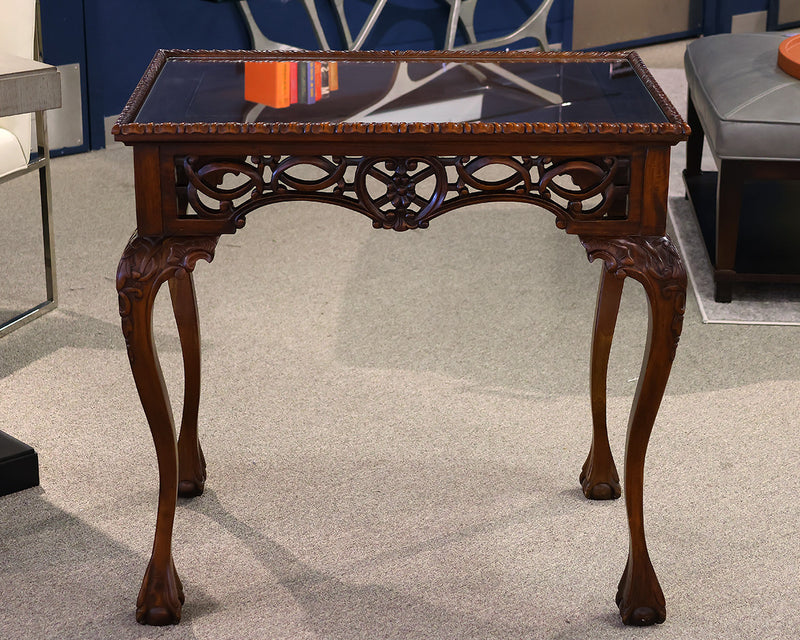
236, 0, 555, 52
0, 0, 57, 338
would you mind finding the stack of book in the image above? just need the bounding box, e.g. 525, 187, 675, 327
244, 60, 339, 108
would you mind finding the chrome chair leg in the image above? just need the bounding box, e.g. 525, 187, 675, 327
444, 0, 461, 49
302, 0, 331, 50
454, 0, 555, 51
332, 0, 354, 49
444, 0, 477, 46
350, 0, 389, 51
236, 0, 301, 50
0, 0, 57, 338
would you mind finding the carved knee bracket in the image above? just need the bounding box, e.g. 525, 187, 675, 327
117, 234, 219, 361
580, 235, 687, 361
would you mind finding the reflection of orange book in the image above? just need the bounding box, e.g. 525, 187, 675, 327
321, 62, 330, 98
314, 61, 322, 101
298, 62, 314, 103
328, 62, 339, 91
289, 61, 298, 103
244, 61, 291, 108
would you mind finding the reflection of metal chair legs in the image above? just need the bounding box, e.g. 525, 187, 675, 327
347, 59, 561, 122
475, 62, 561, 103
451, 0, 555, 51
348, 62, 456, 120
237, 0, 330, 50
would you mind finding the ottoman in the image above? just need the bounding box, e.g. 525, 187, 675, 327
683, 33, 800, 302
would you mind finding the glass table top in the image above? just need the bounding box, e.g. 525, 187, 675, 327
132, 57, 670, 127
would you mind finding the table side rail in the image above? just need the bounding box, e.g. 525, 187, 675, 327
128, 142, 670, 237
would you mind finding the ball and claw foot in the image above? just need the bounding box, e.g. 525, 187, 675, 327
579, 455, 621, 500
178, 444, 206, 498
615, 562, 666, 626
178, 476, 205, 498
136, 558, 185, 626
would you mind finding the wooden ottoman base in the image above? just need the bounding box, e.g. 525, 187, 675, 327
684, 91, 800, 303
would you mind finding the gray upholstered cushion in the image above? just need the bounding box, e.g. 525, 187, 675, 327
684, 33, 800, 161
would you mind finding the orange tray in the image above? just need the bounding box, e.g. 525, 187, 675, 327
778, 34, 800, 80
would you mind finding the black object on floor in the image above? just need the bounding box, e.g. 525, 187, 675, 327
0, 431, 39, 496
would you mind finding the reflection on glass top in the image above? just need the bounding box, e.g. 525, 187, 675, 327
134, 59, 669, 126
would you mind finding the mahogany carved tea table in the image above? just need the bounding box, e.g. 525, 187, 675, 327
113, 49, 689, 628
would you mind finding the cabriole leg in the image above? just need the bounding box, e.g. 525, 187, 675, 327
169, 276, 207, 497
581, 235, 686, 626
581, 263, 624, 500
117, 233, 219, 625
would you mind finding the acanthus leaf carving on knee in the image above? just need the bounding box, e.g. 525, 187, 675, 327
580, 235, 687, 361
116, 234, 220, 362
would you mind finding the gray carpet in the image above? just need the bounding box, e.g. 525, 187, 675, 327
2, 64, 800, 639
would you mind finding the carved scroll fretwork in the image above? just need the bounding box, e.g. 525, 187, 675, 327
181, 154, 629, 232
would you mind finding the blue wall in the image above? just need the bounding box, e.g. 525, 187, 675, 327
40, 0, 789, 153
39, 0, 91, 155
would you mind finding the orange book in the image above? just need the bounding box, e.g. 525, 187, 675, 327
244, 61, 291, 108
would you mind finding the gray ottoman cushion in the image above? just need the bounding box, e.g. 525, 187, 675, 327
684, 33, 800, 161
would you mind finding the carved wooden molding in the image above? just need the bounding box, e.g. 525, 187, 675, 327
181, 153, 629, 232
113, 49, 690, 140
118, 120, 686, 137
